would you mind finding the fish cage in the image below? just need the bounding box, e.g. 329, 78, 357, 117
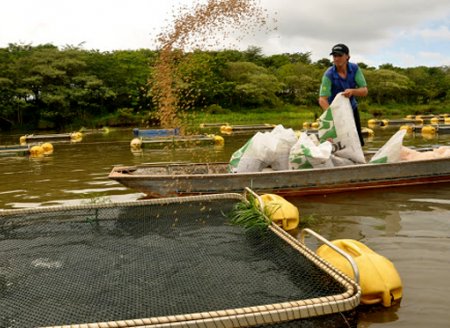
0, 191, 360, 328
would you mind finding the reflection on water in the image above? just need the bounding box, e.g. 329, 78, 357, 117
1, 125, 450, 327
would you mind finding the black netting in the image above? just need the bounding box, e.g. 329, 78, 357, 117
0, 198, 349, 327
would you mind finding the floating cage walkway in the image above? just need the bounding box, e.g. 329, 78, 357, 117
0, 191, 360, 327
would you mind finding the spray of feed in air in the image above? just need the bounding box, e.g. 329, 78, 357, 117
150, 0, 271, 129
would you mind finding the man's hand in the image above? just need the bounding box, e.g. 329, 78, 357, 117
342, 89, 353, 98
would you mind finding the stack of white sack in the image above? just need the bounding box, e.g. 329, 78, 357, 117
228, 124, 297, 173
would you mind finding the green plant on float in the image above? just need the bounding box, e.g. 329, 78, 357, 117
227, 194, 279, 231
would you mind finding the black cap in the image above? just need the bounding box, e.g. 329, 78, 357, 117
330, 44, 349, 55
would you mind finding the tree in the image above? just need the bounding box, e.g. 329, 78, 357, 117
222, 61, 283, 107
364, 69, 413, 104
276, 63, 322, 106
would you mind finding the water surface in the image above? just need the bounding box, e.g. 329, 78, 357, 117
0, 126, 449, 327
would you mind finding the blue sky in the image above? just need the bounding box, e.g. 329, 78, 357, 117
1, 0, 449, 68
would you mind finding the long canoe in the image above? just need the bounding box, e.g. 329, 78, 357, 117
109, 157, 450, 198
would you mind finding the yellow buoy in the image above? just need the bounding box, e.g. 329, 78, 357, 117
213, 135, 225, 146
445, 117, 450, 124
367, 119, 378, 125
362, 127, 374, 137
19, 135, 27, 145
381, 119, 389, 126
302, 122, 311, 129
430, 117, 440, 125
70, 132, 83, 142
260, 194, 299, 231
405, 115, 415, 119
130, 137, 142, 150
220, 125, 233, 134
414, 118, 424, 125
41, 142, 54, 155
310, 121, 319, 129
399, 125, 414, 133
317, 239, 402, 307
29, 145, 45, 157
421, 125, 436, 135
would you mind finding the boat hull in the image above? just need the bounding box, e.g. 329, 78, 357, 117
109, 157, 450, 197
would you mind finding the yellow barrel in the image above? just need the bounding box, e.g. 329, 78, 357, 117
317, 239, 402, 307
260, 194, 299, 231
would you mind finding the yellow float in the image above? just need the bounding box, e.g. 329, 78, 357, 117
317, 239, 402, 307
212, 135, 225, 146
260, 194, 299, 231
130, 137, 143, 150
421, 125, 436, 135
29, 145, 45, 157
41, 142, 54, 155
220, 125, 233, 134
399, 125, 414, 133
70, 132, 83, 142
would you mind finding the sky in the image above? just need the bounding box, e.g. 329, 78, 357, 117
1, 0, 449, 68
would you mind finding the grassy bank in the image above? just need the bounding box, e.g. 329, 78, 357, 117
183, 102, 450, 130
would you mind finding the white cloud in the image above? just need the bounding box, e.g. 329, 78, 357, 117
416, 26, 450, 40
0, 0, 449, 67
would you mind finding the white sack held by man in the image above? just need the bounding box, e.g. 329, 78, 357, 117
318, 93, 366, 164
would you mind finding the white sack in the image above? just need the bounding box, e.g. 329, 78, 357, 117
318, 93, 366, 164
228, 125, 298, 172
289, 132, 334, 169
370, 129, 407, 164
270, 125, 298, 170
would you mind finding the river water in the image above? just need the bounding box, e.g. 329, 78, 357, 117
1, 125, 449, 327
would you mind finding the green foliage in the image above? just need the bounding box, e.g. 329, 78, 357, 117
0, 43, 449, 131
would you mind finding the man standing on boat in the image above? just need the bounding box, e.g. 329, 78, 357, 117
318, 44, 368, 146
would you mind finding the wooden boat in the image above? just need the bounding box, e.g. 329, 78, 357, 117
108, 156, 450, 198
